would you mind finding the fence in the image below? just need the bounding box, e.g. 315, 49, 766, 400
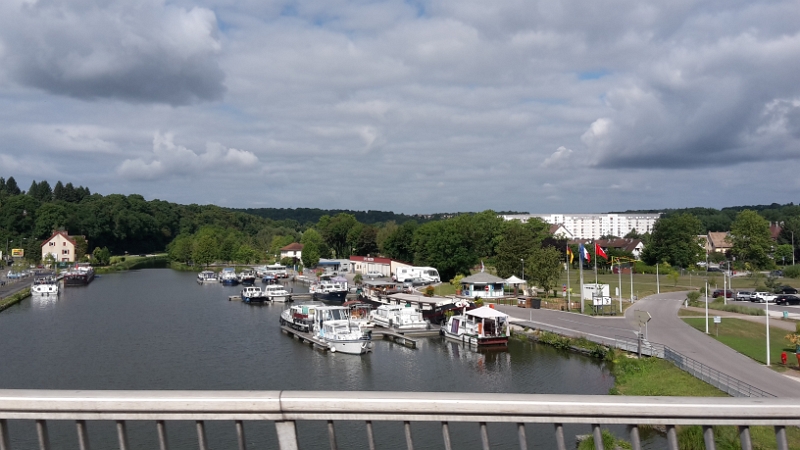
0, 389, 796, 450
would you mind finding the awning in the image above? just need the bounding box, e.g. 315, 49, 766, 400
504, 275, 525, 284
466, 306, 509, 319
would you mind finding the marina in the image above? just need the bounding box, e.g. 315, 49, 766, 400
0, 269, 620, 450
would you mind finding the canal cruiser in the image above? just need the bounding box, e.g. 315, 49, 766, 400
241, 286, 267, 303
64, 263, 95, 286
32, 276, 59, 296
197, 270, 217, 284
219, 268, 239, 286
264, 284, 291, 302
370, 304, 429, 331
442, 306, 509, 347
314, 306, 372, 355
364, 290, 472, 325
310, 278, 348, 302
279, 301, 325, 332
238, 269, 257, 286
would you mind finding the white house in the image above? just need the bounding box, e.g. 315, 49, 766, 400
459, 272, 507, 299
280, 243, 303, 261
41, 230, 78, 263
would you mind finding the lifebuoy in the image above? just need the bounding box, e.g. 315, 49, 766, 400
484, 285, 490, 292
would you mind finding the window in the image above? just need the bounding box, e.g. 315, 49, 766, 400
49, 242, 55, 246
63, 249, 70, 255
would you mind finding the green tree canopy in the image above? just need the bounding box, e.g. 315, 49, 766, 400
641, 213, 704, 267
730, 210, 773, 269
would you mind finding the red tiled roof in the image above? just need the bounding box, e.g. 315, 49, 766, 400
280, 243, 304, 251
40, 230, 76, 247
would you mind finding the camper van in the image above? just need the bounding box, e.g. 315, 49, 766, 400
266, 264, 289, 278
394, 266, 441, 284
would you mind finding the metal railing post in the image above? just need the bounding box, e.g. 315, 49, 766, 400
666, 425, 678, 450
441, 422, 452, 450
274, 421, 299, 450
116, 421, 129, 450
517, 423, 527, 450
36, 420, 50, 450
592, 424, 603, 450
775, 426, 788, 450
739, 426, 752, 450
76, 420, 91, 450
0, 419, 10, 450
554, 423, 566, 450
703, 426, 715, 450
156, 420, 169, 450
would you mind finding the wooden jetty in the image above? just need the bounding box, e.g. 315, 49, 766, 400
280, 324, 332, 351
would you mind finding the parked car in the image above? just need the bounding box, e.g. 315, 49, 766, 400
752, 292, 777, 303
365, 271, 384, 278
712, 289, 733, 298
735, 291, 753, 301
775, 294, 800, 306
777, 286, 798, 294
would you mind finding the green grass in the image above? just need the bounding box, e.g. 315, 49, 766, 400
0, 287, 31, 312
96, 254, 169, 273
682, 317, 799, 367
610, 357, 728, 397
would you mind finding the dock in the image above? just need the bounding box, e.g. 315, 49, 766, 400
368, 325, 441, 349
280, 324, 332, 351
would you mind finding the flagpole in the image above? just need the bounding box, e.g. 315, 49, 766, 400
594, 242, 598, 286
579, 247, 585, 314
566, 252, 571, 311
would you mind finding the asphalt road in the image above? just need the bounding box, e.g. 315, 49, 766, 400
626, 292, 800, 397
496, 293, 800, 397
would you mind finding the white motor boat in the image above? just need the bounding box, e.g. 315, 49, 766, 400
264, 284, 291, 302
220, 268, 239, 286
279, 301, 325, 332
241, 286, 267, 303
370, 304, 429, 330
197, 270, 217, 284
32, 276, 59, 296
314, 306, 372, 355
310, 280, 348, 302
441, 306, 509, 347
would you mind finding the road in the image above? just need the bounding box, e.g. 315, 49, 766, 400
496, 293, 800, 398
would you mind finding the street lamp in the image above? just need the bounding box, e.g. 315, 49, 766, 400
521, 258, 524, 280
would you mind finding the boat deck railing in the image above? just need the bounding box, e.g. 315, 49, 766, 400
1, 390, 797, 450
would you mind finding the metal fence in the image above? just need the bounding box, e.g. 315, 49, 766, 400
0, 389, 797, 450
612, 335, 773, 398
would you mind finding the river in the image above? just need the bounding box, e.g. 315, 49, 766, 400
0, 269, 634, 449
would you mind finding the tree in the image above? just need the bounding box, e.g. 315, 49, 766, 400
495, 220, 538, 278
641, 214, 704, 268
301, 229, 324, 268
775, 244, 793, 265
167, 234, 193, 264
730, 210, 772, 269
318, 213, 358, 258
412, 219, 477, 281
382, 220, 417, 262
92, 246, 111, 266
193, 234, 218, 267
528, 246, 562, 296
73, 236, 88, 261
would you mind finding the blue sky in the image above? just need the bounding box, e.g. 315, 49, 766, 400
1, 0, 799, 214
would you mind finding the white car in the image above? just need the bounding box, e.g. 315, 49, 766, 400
735, 291, 752, 301
365, 271, 384, 278
752, 292, 776, 303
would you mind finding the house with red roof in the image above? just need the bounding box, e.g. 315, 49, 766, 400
41, 230, 81, 262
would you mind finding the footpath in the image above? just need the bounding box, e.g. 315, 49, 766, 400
493, 293, 800, 398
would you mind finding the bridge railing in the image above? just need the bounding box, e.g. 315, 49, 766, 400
0, 389, 797, 450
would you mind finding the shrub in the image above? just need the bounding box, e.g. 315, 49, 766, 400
686, 291, 701, 306
423, 285, 435, 297
783, 265, 800, 279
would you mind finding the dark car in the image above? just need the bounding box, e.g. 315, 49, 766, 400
777, 286, 798, 294
712, 289, 733, 298
775, 294, 800, 306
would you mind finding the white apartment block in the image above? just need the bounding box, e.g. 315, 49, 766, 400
500, 213, 661, 240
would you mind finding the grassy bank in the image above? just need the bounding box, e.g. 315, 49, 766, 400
682, 317, 799, 368
517, 327, 800, 449
95, 255, 170, 274
0, 287, 31, 312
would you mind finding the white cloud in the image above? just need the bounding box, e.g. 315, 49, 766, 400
541, 146, 574, 168
117, 132, 259, 180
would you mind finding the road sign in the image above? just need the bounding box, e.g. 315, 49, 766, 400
11, 248, 24, 257
713, 316, 721, 324
634, 311, 651, 328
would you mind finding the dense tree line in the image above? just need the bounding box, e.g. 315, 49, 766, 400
0, 176, 301, 265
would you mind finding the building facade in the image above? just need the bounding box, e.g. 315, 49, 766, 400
41, 231, 78, 263
501, 213, 661, 240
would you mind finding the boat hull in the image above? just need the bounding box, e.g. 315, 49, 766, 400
269, 295, 290, 303
441, 330, 508, 347
64, 273, 94, 286
312, 291, 348, 302
326, 339, 371, 355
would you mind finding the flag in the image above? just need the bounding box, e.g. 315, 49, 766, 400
566, 247, 574, 264
579, 244, 590, 263
480, 260, 485, 272
595, 242, 608, 260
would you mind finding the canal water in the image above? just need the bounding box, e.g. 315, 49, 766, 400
0, 269, 642, 449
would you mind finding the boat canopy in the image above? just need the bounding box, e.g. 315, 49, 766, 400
466, 306, 509, 319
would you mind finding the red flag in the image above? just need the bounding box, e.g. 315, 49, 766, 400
595, 242, 608, 260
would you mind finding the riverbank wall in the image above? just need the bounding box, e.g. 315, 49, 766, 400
0, 287, 31, 312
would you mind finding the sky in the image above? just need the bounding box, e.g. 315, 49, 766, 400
1, 0, 799, 214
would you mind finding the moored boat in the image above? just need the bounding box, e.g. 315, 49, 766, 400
310, 278, 348, 302
241, 286, 267, 303
238, 269, 257, 286
370, 304, 429, 330
264, 284, 291, 302
220, 268, 239, 286
197, 270, 217, 284
279, 301, 325, 332
313, 306, 372, 355
441, 306, 510, 347
64, 264, 94, 287
32, 276, 59, 296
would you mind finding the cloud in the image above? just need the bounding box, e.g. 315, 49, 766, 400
0, 0, 224, 105
117, 132, 258, 180
541, 146, 574, 168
